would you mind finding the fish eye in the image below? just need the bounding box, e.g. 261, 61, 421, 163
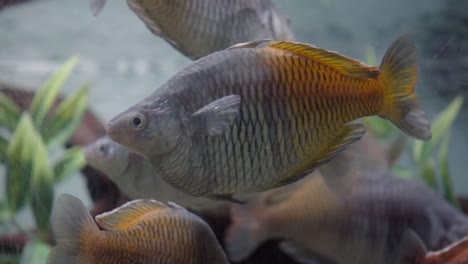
99, 144, 108, 155
130, 114, 146, 130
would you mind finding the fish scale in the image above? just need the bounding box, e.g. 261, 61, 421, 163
107, 37, 431, 200
120, 0, 295, 59
174, 49, 372, 195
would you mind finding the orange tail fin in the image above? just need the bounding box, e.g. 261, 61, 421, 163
47, 194, 99, 264
379, 36, 432, 141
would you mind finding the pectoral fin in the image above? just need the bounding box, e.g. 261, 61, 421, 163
191, 95, 241, 136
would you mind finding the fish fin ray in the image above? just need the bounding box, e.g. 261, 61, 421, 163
225, 205, 264, 261
127, 0, 163, 36
267, 41, 381, 79
226, 39, 273, 50
379, 35, 431, 141
280, 241, 335, 264
95, 199, 167, 231
127, 0, 197, 60
207, 194, 245, 204
47, 246, 83, 264
263, 185, 296, 206
275, 124, 366, 188
273, 171, 311, 188
191, 95, 241, 137
48, 194, 98, 264
89, 0, 107, 16
398, 229, 427, 264
167, 201, 185, 210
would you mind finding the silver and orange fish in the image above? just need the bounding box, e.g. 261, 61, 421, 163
89, 0, 295, 59
224, 171, 468, 264
48, 194, 229, 264
84, 136, 221, 208
106, 36, 432, 202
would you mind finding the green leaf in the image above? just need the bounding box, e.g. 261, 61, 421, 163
28, 129, 54, 234
0, 254, 21, 264
364, 45, 377, 65
439, 133, 459, 207
19, 240, 51, 264
421, 159, 438, 191
364, 116, 396, 140
53, 146, 85, 182
392, 166, 414, 179
29, 56, 79, 127
0, 201, 12, 224
6, 113, 54, 227
0, 136, 8, 163
0, 93, 21, 132
413, 96, 464, 166
42, 84, 89, 149
30, 178, 54, 234
6, 114, 37, 212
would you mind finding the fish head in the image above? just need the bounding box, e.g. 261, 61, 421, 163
106, 99, 184, 158
84, 136, 129, 179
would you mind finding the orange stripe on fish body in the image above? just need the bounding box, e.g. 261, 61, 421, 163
104, 36, 431, 201
48, 195, 229, 264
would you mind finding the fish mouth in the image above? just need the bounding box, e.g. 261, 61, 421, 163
105, 119, 121, 140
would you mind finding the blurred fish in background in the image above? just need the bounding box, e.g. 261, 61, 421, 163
89, 0, 295, 59
224, 169, 468, 264
84, 136, 222, 209
48, 194, 229, 264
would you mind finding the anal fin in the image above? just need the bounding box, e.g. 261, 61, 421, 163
207, 194, 245, 204
275, 123, 366, 188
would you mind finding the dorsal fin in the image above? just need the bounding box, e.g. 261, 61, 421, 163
226, 39, 272, 50
95, 199, 168, 231
266, 41, 381, 79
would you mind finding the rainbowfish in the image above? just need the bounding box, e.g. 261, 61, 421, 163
89, 0, 295, 59
48, 194, 229, 264
84, 136, 221, 208
224, 171, 468, 264
106, 36, 432, 202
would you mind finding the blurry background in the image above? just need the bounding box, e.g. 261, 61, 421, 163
0, 0, 467, 228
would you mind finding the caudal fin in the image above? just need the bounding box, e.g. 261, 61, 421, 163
379, 35, 432, 141
47, 194, 99, 264
224, 205, 265, 262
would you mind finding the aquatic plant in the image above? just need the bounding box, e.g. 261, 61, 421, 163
367, 96, 464, 205
0, 57, 89, 263
412, 96, 464, 206
364, 45, 464, 206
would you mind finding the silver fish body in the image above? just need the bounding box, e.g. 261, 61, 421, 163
84, 136, 220, 208
106, 38, 431, 200
127, 0, 295, 59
